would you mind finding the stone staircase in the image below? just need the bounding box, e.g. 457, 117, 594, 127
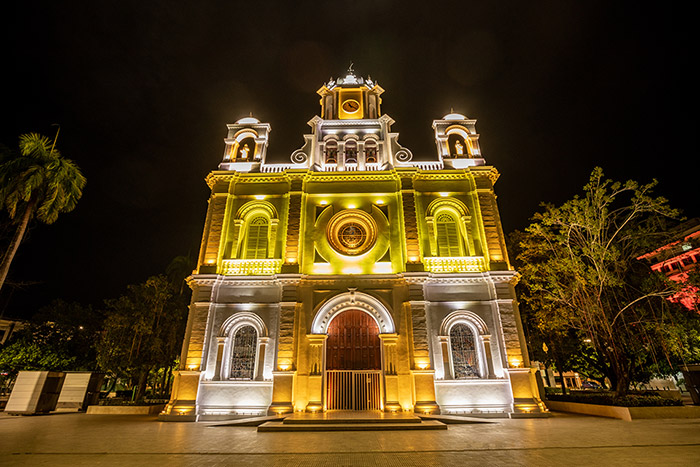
257, 411, 447, 432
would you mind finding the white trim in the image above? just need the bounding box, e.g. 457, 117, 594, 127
440, 311, 489, 380
218, 312, 267, 381
311, 291, 395, 334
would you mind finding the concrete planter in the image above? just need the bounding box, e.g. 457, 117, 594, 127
86, 404, 166, 415
545, 400, 700, 421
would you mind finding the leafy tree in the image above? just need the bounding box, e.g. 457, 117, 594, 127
515, 168, 698, 396
0, 301, 100, 375
97, 275, 187, 401
0, 132, 86, 291
166, 255, 195, 296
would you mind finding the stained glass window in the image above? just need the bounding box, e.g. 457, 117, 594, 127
230, 325, 257, 380
339, 222, 366, 249
450, 323, 480, 378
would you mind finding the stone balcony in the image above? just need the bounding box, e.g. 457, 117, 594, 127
423, 256, 487, 273
220, 259, 283, 276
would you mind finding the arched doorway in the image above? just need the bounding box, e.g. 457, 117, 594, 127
326, 309, 382, 410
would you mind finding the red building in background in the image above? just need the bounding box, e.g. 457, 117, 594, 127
638, 218, 700, 310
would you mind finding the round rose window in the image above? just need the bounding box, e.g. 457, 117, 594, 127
327, 210, 377, 256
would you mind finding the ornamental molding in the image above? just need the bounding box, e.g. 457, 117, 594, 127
319, 119, 384, 128
205, 172, 238, 188
299, 274, 403, 286
303, 172, 398, 183
414, 172, 470, 181
235, 175, 291, 184
311, 290, 395, 334
326, 209, 378, 256
470, 166, 500, 184
487, 271, 520, 285
440, 310, 490, 336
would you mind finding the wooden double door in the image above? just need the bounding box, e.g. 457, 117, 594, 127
325, 309, 382, 410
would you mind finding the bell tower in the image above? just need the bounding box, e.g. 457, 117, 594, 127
317, 64, 384, 120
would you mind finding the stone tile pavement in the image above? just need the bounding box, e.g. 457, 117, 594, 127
1, 411, 699, 466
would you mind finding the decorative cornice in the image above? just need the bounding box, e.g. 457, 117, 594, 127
303, 172, 398, 183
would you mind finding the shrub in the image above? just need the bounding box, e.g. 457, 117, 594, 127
546, 391, 682, 407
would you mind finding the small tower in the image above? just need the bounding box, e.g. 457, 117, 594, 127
219, 116, 271, 171
432, 112, 484, 169
317, 65, 384, 120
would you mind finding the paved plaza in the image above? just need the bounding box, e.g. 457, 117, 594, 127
1, 411, 699, 466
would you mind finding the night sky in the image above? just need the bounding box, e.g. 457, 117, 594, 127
1, 2, 695, 319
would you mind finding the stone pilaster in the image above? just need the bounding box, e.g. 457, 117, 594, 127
198, 194, 228, 271
400, 174, 422, 268
409, 301, 429, 361
380, 333, 401, 412
282, 177, 303, 272
305, 334, 327, 412
277, 302, 297, 369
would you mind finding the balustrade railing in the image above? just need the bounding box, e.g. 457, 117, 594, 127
220, 259, 283, 276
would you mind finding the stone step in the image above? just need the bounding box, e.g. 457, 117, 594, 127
283, 416, 422, 424
258, 420, 447, 432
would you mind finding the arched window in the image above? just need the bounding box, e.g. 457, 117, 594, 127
365, 140, 377, 163
450, 323, 480, 378
325, 140, 338, 163
436, 212, 462, 256
345, 140, 357, 164
244, 216, 269, 259
230, 325, 258, 380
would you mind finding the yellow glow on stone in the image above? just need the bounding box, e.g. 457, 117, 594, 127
439, 192, 449, 197
320, 200, 328, 205
342, 265, 362, 274
509, 357, 522, 368
254, 195, 266, 200
376, 199, 384, 205
373, 262, 392, 274
415, 358, 430, 370
313, 263, 332, 274
347, 203, 356, 209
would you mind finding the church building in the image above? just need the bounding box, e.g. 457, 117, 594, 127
160, 69, 545, 421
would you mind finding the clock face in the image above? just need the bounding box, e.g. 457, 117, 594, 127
342, 99, 360, 114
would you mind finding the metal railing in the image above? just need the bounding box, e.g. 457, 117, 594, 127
326, 370, 381, 410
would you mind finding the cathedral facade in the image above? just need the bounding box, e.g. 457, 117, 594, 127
161, 70, 545, 421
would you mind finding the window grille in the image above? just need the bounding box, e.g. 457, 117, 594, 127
450, 323, 480, 378
230, 325, 257, 380
436, 213, 461, 257
245, 216, 269, 259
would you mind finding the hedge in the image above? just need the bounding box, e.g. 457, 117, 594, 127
546, 391, 682, 407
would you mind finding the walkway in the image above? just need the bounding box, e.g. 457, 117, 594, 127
1, 411, 699, 465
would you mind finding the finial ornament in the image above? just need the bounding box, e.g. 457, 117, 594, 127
348, 62, 354, 73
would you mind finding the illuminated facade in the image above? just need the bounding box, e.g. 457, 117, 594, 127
638, 218, 700, 311
161, 69, 545, 421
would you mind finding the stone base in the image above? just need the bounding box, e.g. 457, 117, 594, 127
87, 404, 166, 415
545, 400, 700, 421
305, 401, 323, 413
384, 401, 402, 412
158, 413, 197, 422
268, 402, 294, 415
414, 400, 440, 415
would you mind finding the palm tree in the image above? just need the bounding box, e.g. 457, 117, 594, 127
0, 132, 86, 291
